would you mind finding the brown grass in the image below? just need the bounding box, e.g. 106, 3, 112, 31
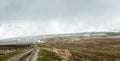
38, 36, 120, 61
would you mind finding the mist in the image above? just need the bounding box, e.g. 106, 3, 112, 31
0, 0, 120, 39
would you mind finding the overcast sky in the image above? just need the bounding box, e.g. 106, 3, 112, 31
0, 0, 120, 39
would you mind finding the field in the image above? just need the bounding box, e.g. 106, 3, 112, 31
38, 36, 120, 61
0, 44, 35, 61
0, 36, 120, 61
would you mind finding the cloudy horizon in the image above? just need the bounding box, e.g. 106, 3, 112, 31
0, 0, 120, 39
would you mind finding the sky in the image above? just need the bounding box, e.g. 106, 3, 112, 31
0, 0, 120, 39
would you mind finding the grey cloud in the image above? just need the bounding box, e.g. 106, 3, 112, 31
0, 0, 119, 20
0, 0, 120, 39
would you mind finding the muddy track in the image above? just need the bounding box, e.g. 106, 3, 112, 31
2, 49, 36, 61
18, 49, 38, 61
18, 50, 33, 61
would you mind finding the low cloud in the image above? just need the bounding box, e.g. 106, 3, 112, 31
0, 0, 120, 39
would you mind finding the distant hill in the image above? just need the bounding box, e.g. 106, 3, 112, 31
0, 32, 120, 45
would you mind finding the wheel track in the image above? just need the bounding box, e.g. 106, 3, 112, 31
18, 50, 33, 61
18, 48, 39, 61
2, 49, 34, 61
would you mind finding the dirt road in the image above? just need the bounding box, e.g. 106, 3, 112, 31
2, 48, 39, 61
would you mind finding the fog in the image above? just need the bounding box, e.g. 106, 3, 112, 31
0, 0, 120, 39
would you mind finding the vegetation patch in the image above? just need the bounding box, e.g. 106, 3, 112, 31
0, 50, 21, 60
37, 49, 61, 61
70, 49, 120, 61
38, 36, 120, 61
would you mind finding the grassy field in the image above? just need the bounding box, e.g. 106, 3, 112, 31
38, 36, 120, 61
0, 44, 32, 60
0, 50, 21, 60
37, 49, 61, 61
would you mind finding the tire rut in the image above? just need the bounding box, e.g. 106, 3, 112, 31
18, 49, 38, 61
2, 49, 34, 61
